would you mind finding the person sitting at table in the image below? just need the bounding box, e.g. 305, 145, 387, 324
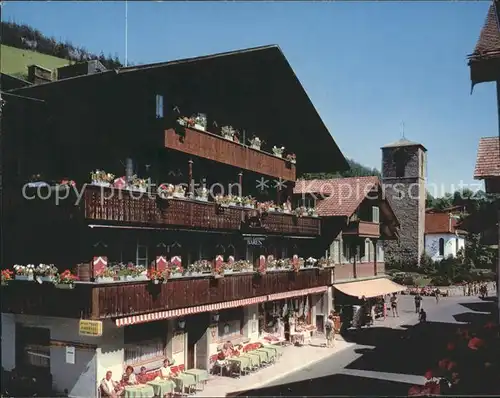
160, 359, 173, 379
137, 367, 148, 384
122, 366, 138, 385
100, 371, 124, 397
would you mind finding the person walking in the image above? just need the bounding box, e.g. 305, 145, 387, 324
325, 315, 335, 348
390, 293, 399, 317
414, 293, 422, 313
435, 288, 440, 304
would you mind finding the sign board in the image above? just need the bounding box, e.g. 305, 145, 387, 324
79, 320, 103, 337
244, 236, 265, 246
66, 346, 75, 364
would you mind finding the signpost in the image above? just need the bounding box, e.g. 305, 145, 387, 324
79, 320, 103, 337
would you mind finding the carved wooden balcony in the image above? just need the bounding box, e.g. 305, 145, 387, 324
82, 186, 321, 236
165, 127, 296, 181
1, 268, 331, 320
342, 220, 380, 238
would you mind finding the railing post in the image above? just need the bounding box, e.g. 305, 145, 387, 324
238, 172, 243, 194
188, 159, 194, 198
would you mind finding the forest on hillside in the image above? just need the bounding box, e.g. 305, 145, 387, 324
1, 21, 124, 69
301, 158, 381, 180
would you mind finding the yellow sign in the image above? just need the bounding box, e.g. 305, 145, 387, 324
79, 320, 103, 337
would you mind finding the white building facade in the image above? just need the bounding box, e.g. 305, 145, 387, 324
425, 233, 465, 261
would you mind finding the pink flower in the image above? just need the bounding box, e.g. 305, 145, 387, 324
424, 370, 433, 380
468, 337, 485, 350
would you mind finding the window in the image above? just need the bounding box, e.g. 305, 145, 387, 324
136, 243, 149, 267
218, 308, 243, 341
438, 238, 445, 256
124, 322, 167, 365
377, 242, 385, 262
16, 326, 50, 369
372, 206, 380, 223
155, 94, 164, 118
342, 240, 350, 262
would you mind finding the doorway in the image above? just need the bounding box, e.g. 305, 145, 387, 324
186, 313, 209, 369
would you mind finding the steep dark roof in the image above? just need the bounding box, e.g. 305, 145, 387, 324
8, 45, 348, 174
471, 1, 500, 59
381, 138, 427, 151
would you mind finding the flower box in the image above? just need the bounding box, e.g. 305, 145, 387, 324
224, 269, 234, 275
15, 275, 34, 281
196, 197, 208, 202
194, 123, 205, 131
152, 279, 162, 285
213, 274, 224, 279
55, 283, 74, 290
39, 276, 55, 282
173, 193, 185, 199
96, 277, 114, 283
250, 144, 261, 150
91, 181, 111, 187
222, 135, 234, 141
170, 272, 183, 278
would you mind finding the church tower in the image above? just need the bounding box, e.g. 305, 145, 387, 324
381, 138, 427, 266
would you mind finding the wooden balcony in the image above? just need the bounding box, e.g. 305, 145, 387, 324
82, 185, 321, 236
334, 262, 385, 282
1, 268, 331, 320
343, 220, 380, 238
165, 127, 296, 181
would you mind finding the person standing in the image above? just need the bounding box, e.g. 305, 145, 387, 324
390, 293, 399, 317
435, 288, 440, 304
414, 293, 422, 313
325, 315, 335, 347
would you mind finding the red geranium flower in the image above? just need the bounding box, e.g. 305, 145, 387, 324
408, 386, 423, 396
447, 342, 455, 351
425, 381, 441, 395
424, 370, 433, 380
468, 337, 485, 350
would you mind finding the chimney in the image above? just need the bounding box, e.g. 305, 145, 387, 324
27, 65, 54, 84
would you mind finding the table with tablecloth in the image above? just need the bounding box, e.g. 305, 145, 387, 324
254, 347, 276, 362
262, 344, 283, 358
146, 379, 175, 396
172, 372, 197, 393
124, 384, 155, 398
183, 369, 210, 389
227, 355, 251, 375
240, 353, 260, 368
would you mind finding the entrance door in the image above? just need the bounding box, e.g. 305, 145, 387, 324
186, 313, 209, 369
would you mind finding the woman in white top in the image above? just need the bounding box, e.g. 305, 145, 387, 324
123, 366, 138, 385
160, 359, 173, 379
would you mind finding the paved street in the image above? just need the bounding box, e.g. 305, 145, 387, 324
230, 294, 497, 396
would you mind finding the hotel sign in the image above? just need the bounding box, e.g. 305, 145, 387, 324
244, 236, 265, 246
79, 320, 103, 337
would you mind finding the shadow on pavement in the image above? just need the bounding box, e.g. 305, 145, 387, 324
459, 301, 497, 313
453, 311, 495, 324
229, 373, 414, 397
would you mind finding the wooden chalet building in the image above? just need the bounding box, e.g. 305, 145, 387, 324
0, 45, 400, 396
469, 0, 500, 319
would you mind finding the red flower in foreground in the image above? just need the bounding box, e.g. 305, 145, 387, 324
408, 386, 423, 396
438, 359, 450, 369
447, 342, 455, 351
424, 370, 433, 380
447, 361, 457, 371
425, 381, 441, 395
468, 337, 485, 350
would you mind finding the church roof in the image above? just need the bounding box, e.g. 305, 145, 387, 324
381, 138, 427, 151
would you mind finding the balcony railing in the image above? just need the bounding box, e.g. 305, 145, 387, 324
83, 186, 320, 236
165, 127, 296, 181
334, 262, 385, 281
343, 220, 380, 238
1, 268, 331, 320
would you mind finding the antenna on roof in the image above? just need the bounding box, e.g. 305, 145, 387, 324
400, 121, 405, 139
125, 0, 128, 67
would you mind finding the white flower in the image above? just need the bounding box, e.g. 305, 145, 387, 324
306, 257, 317, 264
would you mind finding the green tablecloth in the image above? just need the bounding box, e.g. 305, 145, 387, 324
184, 369, 210, 383
248, 350, 267, 363
240, 353, 260, 367
173, 373, 196, 391
227, 356, 251, 371
263, 344, 283, 356
124, 384, 155, 398
255, 348, 275, 361
147, 379, 175, 396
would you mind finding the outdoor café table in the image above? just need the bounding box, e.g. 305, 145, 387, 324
146, 379, 175, 396
227, 355, 251, 375
263, 344, 283, 357
183, 368, 210, 385
241, 353, 260, 367
248, 349, 267, 363
255, 348, 275, 362
172, 372, 197, 393
124, 384, 155, 398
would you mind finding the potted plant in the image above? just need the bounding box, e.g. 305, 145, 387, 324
307, 207, 318, 217
158, 183, 175, 199
170, 257, 184, 278
95, 267, 115, 283
188, 260, 212, 276
173, 185, 186, 198
215, 195, 229, 207
148, 269, 169, 284
286, 153, 297, 164
272, 146, 285, 158
54, 269, 78, 289
242, 196, 256, 209
266, 255, 276, 271
177, 116, 196, 128
195, 186, 209, 202
249, 136, 262, 150
306, 257, 317, 268
35, 263, 58, 283
130, 265, 147, 280
317, 257, 330, 268
13, 264, 35, 281
194, 113, 207, 131
257, 261, 267, 276
232, 260, 253, 273
130, 176, 148, 192
212, 261, 225, 279
90, 170, 115, 187
59, 179, 76, 190
1, 269, 13, 286
221, 126, 236, 141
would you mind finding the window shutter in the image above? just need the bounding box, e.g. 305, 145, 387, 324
372, 206, 380, 223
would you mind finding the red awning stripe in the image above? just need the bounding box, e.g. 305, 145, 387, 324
115, 295, 268, 327
267, 286, 328, 301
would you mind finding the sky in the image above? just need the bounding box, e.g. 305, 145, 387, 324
2, 1, 497, 196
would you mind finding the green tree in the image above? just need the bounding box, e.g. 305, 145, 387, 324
301, 158, 380, 180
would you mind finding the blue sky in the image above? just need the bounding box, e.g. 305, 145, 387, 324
2, 1, 497, 196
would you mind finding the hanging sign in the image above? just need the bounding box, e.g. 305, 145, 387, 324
66, 346, 75, 364
244, 236, 265, 246
79, 320, 103, 337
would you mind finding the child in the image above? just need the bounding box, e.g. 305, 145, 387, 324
419, 308, 427, 323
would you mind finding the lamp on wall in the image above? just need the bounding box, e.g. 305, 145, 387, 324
212, 312, 220, 323
178, 319, 186, 329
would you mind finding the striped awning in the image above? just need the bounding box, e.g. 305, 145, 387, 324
267, 286, 328, 301
115, 295, 268, 327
